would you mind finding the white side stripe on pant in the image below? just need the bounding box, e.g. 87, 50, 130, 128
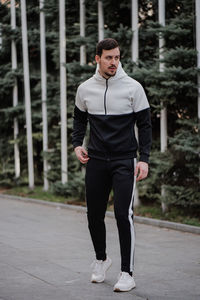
128, 158, 137, 272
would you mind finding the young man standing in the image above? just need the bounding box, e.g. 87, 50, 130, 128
72, 38, 152, 292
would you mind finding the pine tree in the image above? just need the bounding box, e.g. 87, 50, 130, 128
135, 0, 199, 212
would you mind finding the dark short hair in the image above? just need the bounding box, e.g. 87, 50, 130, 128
96, 38, 119, 56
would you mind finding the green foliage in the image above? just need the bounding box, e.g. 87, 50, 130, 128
51, 171, 85, 201
0, 162, 15, 187
162, 119, 200, 208
163, 185, 199, 207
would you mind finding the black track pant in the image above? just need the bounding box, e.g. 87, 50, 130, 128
85, 157, 136, 273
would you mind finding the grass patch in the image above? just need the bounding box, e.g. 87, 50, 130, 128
1, 186, 199, 227
1, 185, 86, 206
134, 205, 200, 227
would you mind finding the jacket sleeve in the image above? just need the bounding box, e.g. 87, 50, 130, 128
132, 83, 152, 163
72, 87, 88, 149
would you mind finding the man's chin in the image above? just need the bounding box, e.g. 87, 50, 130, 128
105, 71, 116, 77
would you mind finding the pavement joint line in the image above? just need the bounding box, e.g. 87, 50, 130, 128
0, 193, 200, 235
4, 262, 56, 287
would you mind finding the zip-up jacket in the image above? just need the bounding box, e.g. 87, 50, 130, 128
72, 62, 152, 163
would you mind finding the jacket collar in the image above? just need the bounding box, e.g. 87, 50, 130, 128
94, 61, 127, 81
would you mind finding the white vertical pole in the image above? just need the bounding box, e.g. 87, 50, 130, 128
98, 1, 104, 41
131, 0, 138, 63
59, 0, 68, 184
159, 0, 167, 212
21, 0, 34, 189
11, 0, 20, 179
196, 0, 200, 120
159, 0, 167, 153
80, 0, 87, 153
80, 0, 86, 65
40, 0, 49, 190
131, 0, 140, 207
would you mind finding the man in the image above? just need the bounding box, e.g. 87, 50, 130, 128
72, 38, 152, 292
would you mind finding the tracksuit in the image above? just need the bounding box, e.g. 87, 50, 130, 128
72, 62, 152, 273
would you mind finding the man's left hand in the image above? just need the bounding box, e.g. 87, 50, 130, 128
134, 161, 149, 182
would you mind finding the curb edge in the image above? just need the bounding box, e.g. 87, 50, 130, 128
0, 193, 199, 235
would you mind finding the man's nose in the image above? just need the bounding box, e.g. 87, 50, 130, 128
111, 58, 116, 64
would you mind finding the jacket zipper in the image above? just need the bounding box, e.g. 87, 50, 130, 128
104, 79, 108, 115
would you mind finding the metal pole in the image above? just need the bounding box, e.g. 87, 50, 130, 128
131, 0, 140, 207
98, 1, 104, 41
159, 0, 167, 152
80, 0, 86, 65
11, 0, 20, 179
40, 0, 49, 190
131, 0, 138, 62
79, 0, 87, 153
21, 0, 34, 189
59, 0, 68, 183
159, 0, 167, 212
196, 0, 200, 120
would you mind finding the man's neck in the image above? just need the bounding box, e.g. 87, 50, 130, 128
98, 70, 110, 79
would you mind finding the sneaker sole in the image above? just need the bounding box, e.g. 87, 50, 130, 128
114, 285, 136, 292
91, 278, 104, 283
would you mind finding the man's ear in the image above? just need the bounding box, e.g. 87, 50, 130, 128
95, 55, 100, 64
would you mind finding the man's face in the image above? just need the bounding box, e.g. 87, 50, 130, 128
95, 47, 120, 78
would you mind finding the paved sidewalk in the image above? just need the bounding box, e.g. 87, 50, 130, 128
0, 197, 200, 300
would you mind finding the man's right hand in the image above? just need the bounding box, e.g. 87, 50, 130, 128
74, 146, 90, 164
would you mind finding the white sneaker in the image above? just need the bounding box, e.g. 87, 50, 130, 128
90, 257, 112, 283
113, 272, 136, 292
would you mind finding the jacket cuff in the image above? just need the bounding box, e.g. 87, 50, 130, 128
139, 154, 149, 164
73, 143, 82, 150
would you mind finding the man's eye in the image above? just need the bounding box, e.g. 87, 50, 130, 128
106, 56, 119, 60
